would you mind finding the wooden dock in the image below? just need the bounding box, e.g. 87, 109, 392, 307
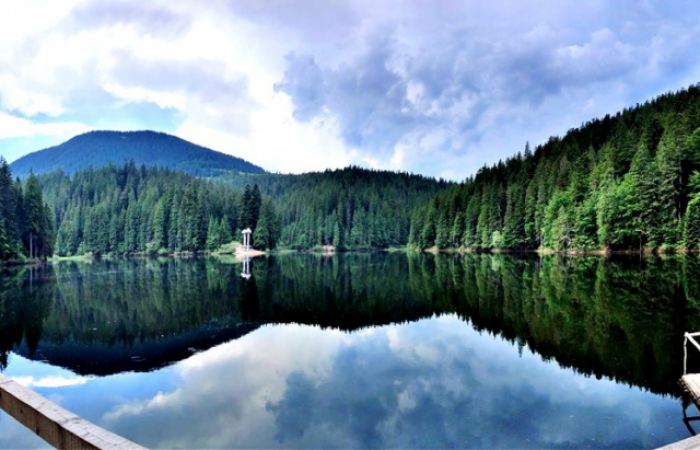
682, 374, 700, 410
657, 333, 700, 449
0, 373, 146, 450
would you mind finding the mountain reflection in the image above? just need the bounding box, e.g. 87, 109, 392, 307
1, 253, 698, 395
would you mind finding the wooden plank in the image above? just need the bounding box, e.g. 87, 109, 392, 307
657, 434, 700, 450
658, 332, 700, 449
681, 375, 700, 417
0, 374, 147, 450
658, 375, 700, 449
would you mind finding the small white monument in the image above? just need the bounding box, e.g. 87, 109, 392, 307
241, 228, 252, 252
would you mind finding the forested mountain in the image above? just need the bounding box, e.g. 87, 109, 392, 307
220, 167, 451, 249
10, 130, 265, 178
40, 163, 280, 256
15, 84, 700, 256
0, 159, 53, 262
410, 84, 700, 252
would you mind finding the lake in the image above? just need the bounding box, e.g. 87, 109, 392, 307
0, 253, 698, 449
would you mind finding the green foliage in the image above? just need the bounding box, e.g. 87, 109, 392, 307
240, 184, 262, 231
222, 166, 448, 250
685, 196, 700, 249
410, 84, 700, 252
596, 178, 640, 247
0, 160, 53, 262
435, 214, 450, 248
40, 164, 280, 256
253, 199, 280, 250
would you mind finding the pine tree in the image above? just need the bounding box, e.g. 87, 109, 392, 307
250, 184, 262, 231
220, 216, 233, 244
240, 184, 251, 229
152, 199, 166, 250
684, 195, 700, 249
253, 211, 270, 249
206, 216, 221, 250
435, 214, 450, 248
23, 172, 49, 259
332, 215, 341, 248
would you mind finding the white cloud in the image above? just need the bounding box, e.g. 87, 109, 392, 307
94, 317, 679, 449
102, 82, 186, 111
0, 111, 92, 140
3, 1, 700, 179
12, 374, 91, 388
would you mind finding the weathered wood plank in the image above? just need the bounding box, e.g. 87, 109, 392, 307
681, 375, 700, 410
659, 333, 700, 449
657, 434, 700, 450
0, 373, 146, 450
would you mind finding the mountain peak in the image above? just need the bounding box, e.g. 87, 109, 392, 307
9, 130, 266, 178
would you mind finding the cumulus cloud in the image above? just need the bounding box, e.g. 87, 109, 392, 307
11, 374, 91, 388
107, 51, 256, 135
271, 0, 700, 177
94, 318, 683, 449
65, 1, 192, 38
274, 53, 325, 122
3, 0, 700, 178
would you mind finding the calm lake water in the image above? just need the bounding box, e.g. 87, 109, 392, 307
1, 253, 699, 449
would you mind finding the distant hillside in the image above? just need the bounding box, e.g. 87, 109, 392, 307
9, 130, 265, 177
410, 83, 700, 252
219, 167, 452, 249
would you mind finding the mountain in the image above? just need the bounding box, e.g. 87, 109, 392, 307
9, 130, 265, 178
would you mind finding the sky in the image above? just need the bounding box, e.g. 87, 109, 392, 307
2, 1, 700, 180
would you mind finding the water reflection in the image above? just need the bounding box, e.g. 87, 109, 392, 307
59, 319, 688, 448
2, 254, 700, 394
0, 253, 699, 447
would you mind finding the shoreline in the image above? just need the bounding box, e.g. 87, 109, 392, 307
5, 244, 699, 267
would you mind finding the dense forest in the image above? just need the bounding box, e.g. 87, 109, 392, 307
39, 163, 280, 256
38, 164, 446, 256
0, 158, 53, 262
10, 130, 265, 178
410, 84, 700, 252
220, 167, 449, 250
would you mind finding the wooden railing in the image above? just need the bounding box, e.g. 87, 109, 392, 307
685, 332, 700, 375
0, 373, 146, 450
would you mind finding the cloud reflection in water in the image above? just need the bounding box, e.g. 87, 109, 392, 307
95, 315, 685, 449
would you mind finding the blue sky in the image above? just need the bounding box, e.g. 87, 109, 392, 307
1, 1, 700, 180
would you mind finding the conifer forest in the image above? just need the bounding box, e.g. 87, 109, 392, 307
5, 85, 700, 262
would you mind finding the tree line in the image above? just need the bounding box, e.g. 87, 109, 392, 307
410, 84, 700, 252
38, 163, 280, 257
0, 158, 53, 262
220, 167, 449, 250
3, 161, 445, 260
